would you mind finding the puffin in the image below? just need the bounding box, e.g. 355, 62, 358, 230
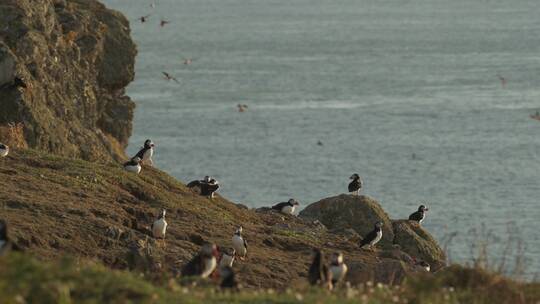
308, 248, 332, 289
123, 157, 142, 174
181, 243, 219, 278
409, 205, 429, 224
151, 209, 168, 240
219, 247, 236, 268
133, 139, 155, 166
231, 226, 248, 260
348, 174, 363, 195
359, 221, 383, 250
415, 259, 431, 272
329, 252, 348, 287
271, 199, 300, 215
0, 143, 8, 157
187, 176, 220, 198
220, 266, 239, 289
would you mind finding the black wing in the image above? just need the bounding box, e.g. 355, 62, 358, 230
134, 147, 148, 160
200, 183, 219, 195
409, 211, 422, 222
181, 254, 203, 276
348, 180, 360, 192
359, 230, 377, 247
187, 180, 202, 188
243, 238, 248, 251
271, 202, 288, 211
0, 144, 6, 149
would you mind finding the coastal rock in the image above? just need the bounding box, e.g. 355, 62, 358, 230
299, 194, 395, 248
392, 220, 446, 270
0, 0, 136, 161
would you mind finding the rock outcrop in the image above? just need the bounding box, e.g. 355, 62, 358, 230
392, 220, 446, 270
0, 0, 136, 161
299, 194, 395, 248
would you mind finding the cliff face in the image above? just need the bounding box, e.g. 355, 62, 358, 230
0, 0, 136, 161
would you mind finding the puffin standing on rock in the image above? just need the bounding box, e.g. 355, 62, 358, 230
308, 248, 332, 289
348, 174, 363, 195
133, 139, 155, 166
181, 243, 219, 278
359, 222, 383, 250
123, 157, 142, 174
271, 199, 300, 215
329, 252, 348, 287
409, 205, 429, 225
231, 226, 248, 260
187, 176, 220, 198
151, 209, 168, 240
0, 143, 8, 157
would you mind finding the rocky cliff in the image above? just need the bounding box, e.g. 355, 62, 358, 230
0, 0, 136, 162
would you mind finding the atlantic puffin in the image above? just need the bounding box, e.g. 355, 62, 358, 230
181, 243, 219, 278
231, 226, 247, 260
414, 259, 431, 272
219, 247, 236, 268
359, 221, 383, 250
187, 176, 220, 198
0, 143, 8, 157
271, 199, 300, 215
409, 205, 429, 224
348, 174, 363, 195
123, 157, 142, 174
133, 139, 155, 166
329, 252, 348, 286
151, 209, 168, 240
220, 266, 239, 289
308, 248, 332, 288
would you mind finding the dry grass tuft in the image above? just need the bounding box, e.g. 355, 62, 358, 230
0, 122, 27, 148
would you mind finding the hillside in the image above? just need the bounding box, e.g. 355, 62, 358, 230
1, 148, 441, 289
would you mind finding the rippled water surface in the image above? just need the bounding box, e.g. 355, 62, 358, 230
102, 0, 540, 278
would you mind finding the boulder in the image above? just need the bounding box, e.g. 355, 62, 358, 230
299, 194, 394, 248
392, 220, 446, 270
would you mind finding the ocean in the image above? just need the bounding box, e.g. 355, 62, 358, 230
102, 0, 540, 279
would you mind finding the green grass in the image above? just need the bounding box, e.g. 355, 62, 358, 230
1, 253, 539, 304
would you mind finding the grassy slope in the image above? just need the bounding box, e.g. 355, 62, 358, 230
0, 148, 385, 289
1, 253, 539, 304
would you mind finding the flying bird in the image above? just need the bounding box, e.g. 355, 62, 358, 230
162, 72, 179, 83
237, 104, 248, 112
137, 14, 151, 23
184, 58, 193, 65
160, 19, 170, 27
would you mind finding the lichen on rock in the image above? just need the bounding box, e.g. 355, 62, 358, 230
0, 0, 137, 162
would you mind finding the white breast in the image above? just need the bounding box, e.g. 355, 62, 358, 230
232, 235, 247, 256
371, 230, 382, 245
143, 148, 153, 161
124, 164, 141, 174
0, 148, 7, 157
281, 205, 295, 215
419, 213, 425, 224
201, 256, 217, 278
152, 219, 167, 238
219, 253, 235, 268
330, 264, 348, 282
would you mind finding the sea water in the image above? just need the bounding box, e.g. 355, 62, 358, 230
102, 0, 540, 278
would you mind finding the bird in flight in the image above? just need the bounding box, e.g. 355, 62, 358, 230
137, 14, 151, 23
184, 58, 193, 65
162, 72, 180, 83
237, 104, 248, 112
160, 19, 170, 27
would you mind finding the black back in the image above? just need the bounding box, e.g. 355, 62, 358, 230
348, 179, 361, 192
187, 180, 202, 188
220, 266, 238, 289
200, 182, 219, 196
271, 202, 290, 211
0, 144, 6, 150
181, 254, 204, 277
308, 249, 330, 285
359, 227, 380, 247
124, 159, 139, 167
134, 146, 151, 160
409, 211, 423, 222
